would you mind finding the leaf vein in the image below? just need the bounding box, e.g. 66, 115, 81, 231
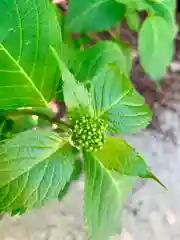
0, 44, 48, 107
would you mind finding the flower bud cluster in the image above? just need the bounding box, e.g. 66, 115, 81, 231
71, 116, 107, 152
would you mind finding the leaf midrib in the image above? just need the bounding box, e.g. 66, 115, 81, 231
98, 86, 132, 117
92, 157, 122, 235
0, 44, 49, 107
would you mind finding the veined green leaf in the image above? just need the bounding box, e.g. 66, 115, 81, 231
84, 153, 135, 240
58, 157, 82, 201
95, 136, 149, 176
139, 16, 174, 81
91, 64, 151, 133
0, 129, 75, 212
66, 0, 126, 32
0, 0, 62, 109
51, 47, 93, 118
94, 136, 167, 189
69, 41, 131, 84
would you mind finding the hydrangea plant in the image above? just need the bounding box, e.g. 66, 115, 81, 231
0, 0, 175, 239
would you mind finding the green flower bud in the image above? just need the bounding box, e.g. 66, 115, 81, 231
87, 146, 94, 152
81, 134, 86, 139
71, 115, 106, 152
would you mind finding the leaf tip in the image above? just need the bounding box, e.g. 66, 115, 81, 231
147, 171, 168, 191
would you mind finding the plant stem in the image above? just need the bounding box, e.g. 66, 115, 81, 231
3, 108, 71, 132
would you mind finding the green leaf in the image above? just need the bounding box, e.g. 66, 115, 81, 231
66, 0, 126, 32
114, 0, 151, 10
119, 42, 133, 75
58, 157, 82, 201
91, 64, 151, 133
51, 47, 93, 118
95, 136, 149, 177
0, 129, 75, 212
126, 10, 141, 32
84, 153, 135, 240
0, 1, 62, 109
55, 80, 64, 102
139, 16, 174, 81
95, 136, 167, 189
69, 41, 132, 84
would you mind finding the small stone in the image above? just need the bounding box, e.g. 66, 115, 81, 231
165, 210, 176, 225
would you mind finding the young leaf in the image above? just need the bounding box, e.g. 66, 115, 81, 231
51, 47, 93, 118
84, 153, 135, 240
69, 41, 131, 84
0, 1, 62, 109
66, 0, 126, 32
94, 136, 167, 189
95, 136, 147, 176
126, 10, 141, 32
91, 64, 151, 133
0, 129, 75, 212
95, 136, 146, 176
139, 16, 174, 81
